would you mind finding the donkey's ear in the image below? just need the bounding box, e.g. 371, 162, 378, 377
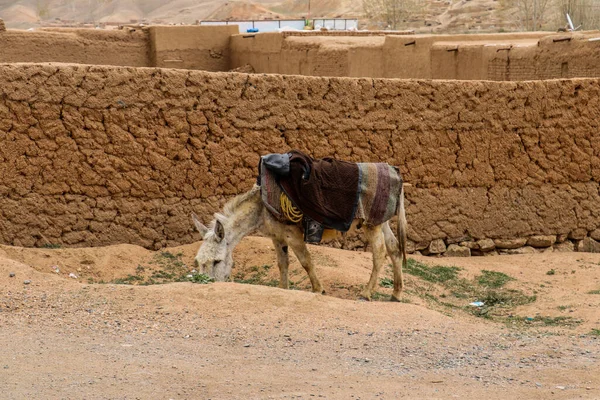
191, 212, 209, 237
214, 219, 225, 242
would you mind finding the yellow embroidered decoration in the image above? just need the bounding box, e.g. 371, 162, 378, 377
280, 192, 303, 223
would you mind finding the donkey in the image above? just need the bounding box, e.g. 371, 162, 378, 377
191, 183, 408, 301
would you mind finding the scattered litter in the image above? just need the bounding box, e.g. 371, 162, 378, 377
526, 317, 535, 321
186, 274, 193, 279
556, 386, 566, 390
23, 280, 31, 285
51, 265, 60, 273
243, 344, 251, 347
69, 273, 78, 279
469, 301, 484, 307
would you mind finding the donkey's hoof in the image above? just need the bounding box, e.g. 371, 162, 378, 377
390, 295, 402, 302
359, 291, 372, 301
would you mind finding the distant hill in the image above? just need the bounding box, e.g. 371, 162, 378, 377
0, 0, 564, 33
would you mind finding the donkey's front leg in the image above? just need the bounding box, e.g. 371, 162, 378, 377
286, 230, 324, 294
272, 238, 290, 289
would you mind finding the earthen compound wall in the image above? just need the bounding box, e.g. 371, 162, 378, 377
0, 29, 151, 67
1, 64, 600, 250
231, 31, 600, 81
0, 26, 238, 71
3, 27, 600, 81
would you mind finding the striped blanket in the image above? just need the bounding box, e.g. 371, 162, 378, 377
259, 152, 403, 233
355, 163, 403, 227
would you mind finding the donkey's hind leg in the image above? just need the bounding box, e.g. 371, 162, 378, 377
361, 224, 387, 301
383, 222, 404, 301
272, 238, 290, 289
286, 227, 324, 294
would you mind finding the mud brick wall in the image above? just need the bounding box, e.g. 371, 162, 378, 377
0, 29, 151, 67
148, 25, 239, 71
1, 63, 600, 249
486, 34, 600, 81
0, 26, 237, 72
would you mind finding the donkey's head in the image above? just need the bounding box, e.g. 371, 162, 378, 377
191, 212, 234, 281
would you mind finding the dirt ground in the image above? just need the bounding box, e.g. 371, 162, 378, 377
1, 237, 599, 399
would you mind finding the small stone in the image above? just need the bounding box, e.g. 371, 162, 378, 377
540, 246, 554, 253
556, 233, 569, 243
446, 236, 471, 245
243, 344, 251, 348
460, 241, 479, 250
444, 244, 471, 257
428, 239, 446, 254
577, 237, 600, 253
415, 241, 429, 251
9, 272, 15, 278
23, 280, 31, 285
494, 238, 527, 249
554, 241, 575, 252
569, 228, 587, 240
527, 235, 556, 248
590, 229, 600, 241
477, 238, 496, 252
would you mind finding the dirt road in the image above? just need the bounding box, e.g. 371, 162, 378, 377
1, 238, 599, 399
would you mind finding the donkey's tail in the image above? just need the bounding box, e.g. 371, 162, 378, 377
397, 183, 408, 270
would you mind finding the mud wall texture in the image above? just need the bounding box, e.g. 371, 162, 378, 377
1, 64, 600, 250
230, 32, 548, 79
0, 29, 151, 67
231, 31, 600, 81
0, 26, 237, 71
149, 26, 239, 71
487, 34, 600, 81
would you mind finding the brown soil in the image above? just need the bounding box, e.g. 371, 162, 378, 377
1, 237, 599, 399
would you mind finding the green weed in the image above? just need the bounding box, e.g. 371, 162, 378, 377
477, 270, 514, 288
401, 258, 536, 323
103, 252, 212, 286
234, 265, 277, 286
404, 258, 460, 283
379, 277, 394, 288
510, 315, 583, 327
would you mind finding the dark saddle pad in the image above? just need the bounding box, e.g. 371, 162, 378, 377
258, 150, 402, 234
